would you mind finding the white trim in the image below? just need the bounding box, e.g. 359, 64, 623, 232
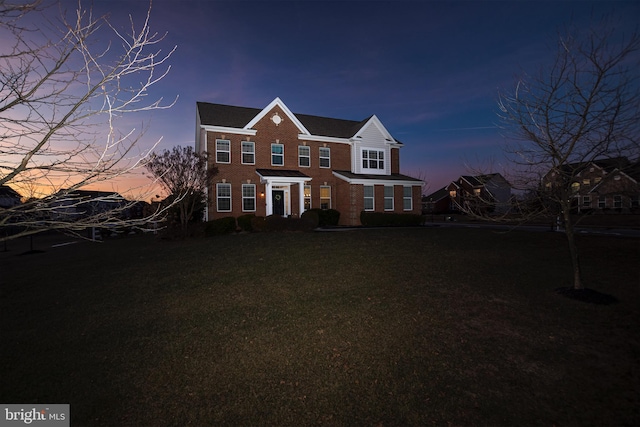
298, 134, 353, 144
353, 115, 399, 145
215, 139, 231, 164
242, 184, 256, 212
403, 186, 413, 211
245, 97, 311, 134
241, 141, 255, 165
271, 143, 284, 166
384, 185, 394, 211
201, 124, 257, 136
363, 185, 374, 211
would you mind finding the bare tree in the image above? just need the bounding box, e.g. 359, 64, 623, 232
496, 20, 640, 290
144, 146, 215, 235
0, 0, 176, 242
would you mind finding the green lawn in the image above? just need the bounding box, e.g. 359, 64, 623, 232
1, 228, 638, 426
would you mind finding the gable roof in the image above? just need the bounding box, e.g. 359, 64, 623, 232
197, 98, 378, 140
0, 185, 22, 199
424, 187, 449, 202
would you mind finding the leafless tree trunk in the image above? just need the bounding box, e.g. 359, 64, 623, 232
495, 20, 640, 290
0, 0, 176, 242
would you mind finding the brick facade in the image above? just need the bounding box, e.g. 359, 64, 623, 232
198, 98, 423, 225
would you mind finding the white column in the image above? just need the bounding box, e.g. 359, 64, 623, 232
265, 181, 273, 216
299, 182, 305, 217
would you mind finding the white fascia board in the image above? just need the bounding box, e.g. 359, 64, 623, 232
256, 173, 311, 185
333, 172, 423, 187
200, 124, 257, 136
245, 97, 311, 135
298, 134, 353, 145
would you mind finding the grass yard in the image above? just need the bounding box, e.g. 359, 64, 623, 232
1, 228, 638, 426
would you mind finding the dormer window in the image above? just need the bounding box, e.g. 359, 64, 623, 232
362, 149, 384, 170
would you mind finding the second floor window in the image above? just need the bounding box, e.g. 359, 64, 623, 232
216, 140, 230, 163
272, 143, 284, 166
319, 147, 330, 168
242, 142, 255, 164
362, 149, 384, 170
299, 146, 310, 167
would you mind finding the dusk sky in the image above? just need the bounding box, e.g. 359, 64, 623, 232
66, 0, 639, 195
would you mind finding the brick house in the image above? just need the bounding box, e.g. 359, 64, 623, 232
424, 173, 512, 214
542, 157, 640, 213
195, 98, 423, 226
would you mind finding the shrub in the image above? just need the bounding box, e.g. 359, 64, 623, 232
300, 210, 320, 228
205, 217, 237, 236
360, 211, 423, 227
307, 208, 340, 227
250, 216, 266, 232
237, 214, 255, 232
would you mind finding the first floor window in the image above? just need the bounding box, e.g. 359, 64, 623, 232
582, 196, 591, 208
217, 183, 231, 212
614, 195, 622, 208
598, 195, 606, 208
271, 143, 284, 166
384, 186, 394, 211
216, 139, 230, 163
304, 185, 312, 210
403, 186, 412, 211
242, 184, 256, 212
242, 141, 255, 164
320, 186, 331, 210
319, 147, 330, 168
298, 146, 310, 167
364, 185, 374, 211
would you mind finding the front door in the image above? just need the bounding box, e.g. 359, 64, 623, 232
272, 190, 285, 215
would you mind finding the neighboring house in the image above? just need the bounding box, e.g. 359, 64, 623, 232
422, 187, 450, 214
425, 173, 512, 214
0, 185, 22, 208
51, 189, 128, 220
542, 157, 640, 213
196, 97, 424, 226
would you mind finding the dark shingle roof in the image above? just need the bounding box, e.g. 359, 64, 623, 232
0, 185, 22, 199
256, 169, 311, 179
333, 170, 423, 182
197, 101, 370, 139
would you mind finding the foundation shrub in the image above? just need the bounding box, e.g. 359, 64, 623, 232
237, 214, 255, 232
300, 210, 320, 228
205, 216, 237, 236
307, 208, 340, 227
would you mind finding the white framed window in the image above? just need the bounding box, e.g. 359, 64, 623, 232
319, 147, 330, 168
271, 143, 284, 166
304, 185, 311, 210
384, 186, 394, 211
216, 140, 231, 163
364, 185, 374, 211
362, 149, 384, 170
241, 142, 255, 164
216, 183, 231, 212
298, 146, 310, 167
582, 196, 591, 208
242, 184, 256, 212
403, 186, 412, 211
614, 195, 622, 208
598, 195, 606, 208
320, 186, 331, 210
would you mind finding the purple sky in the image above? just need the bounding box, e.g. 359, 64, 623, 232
75, 0, 639, 194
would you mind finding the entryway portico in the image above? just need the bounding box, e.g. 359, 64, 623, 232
256, 169, 311, 217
